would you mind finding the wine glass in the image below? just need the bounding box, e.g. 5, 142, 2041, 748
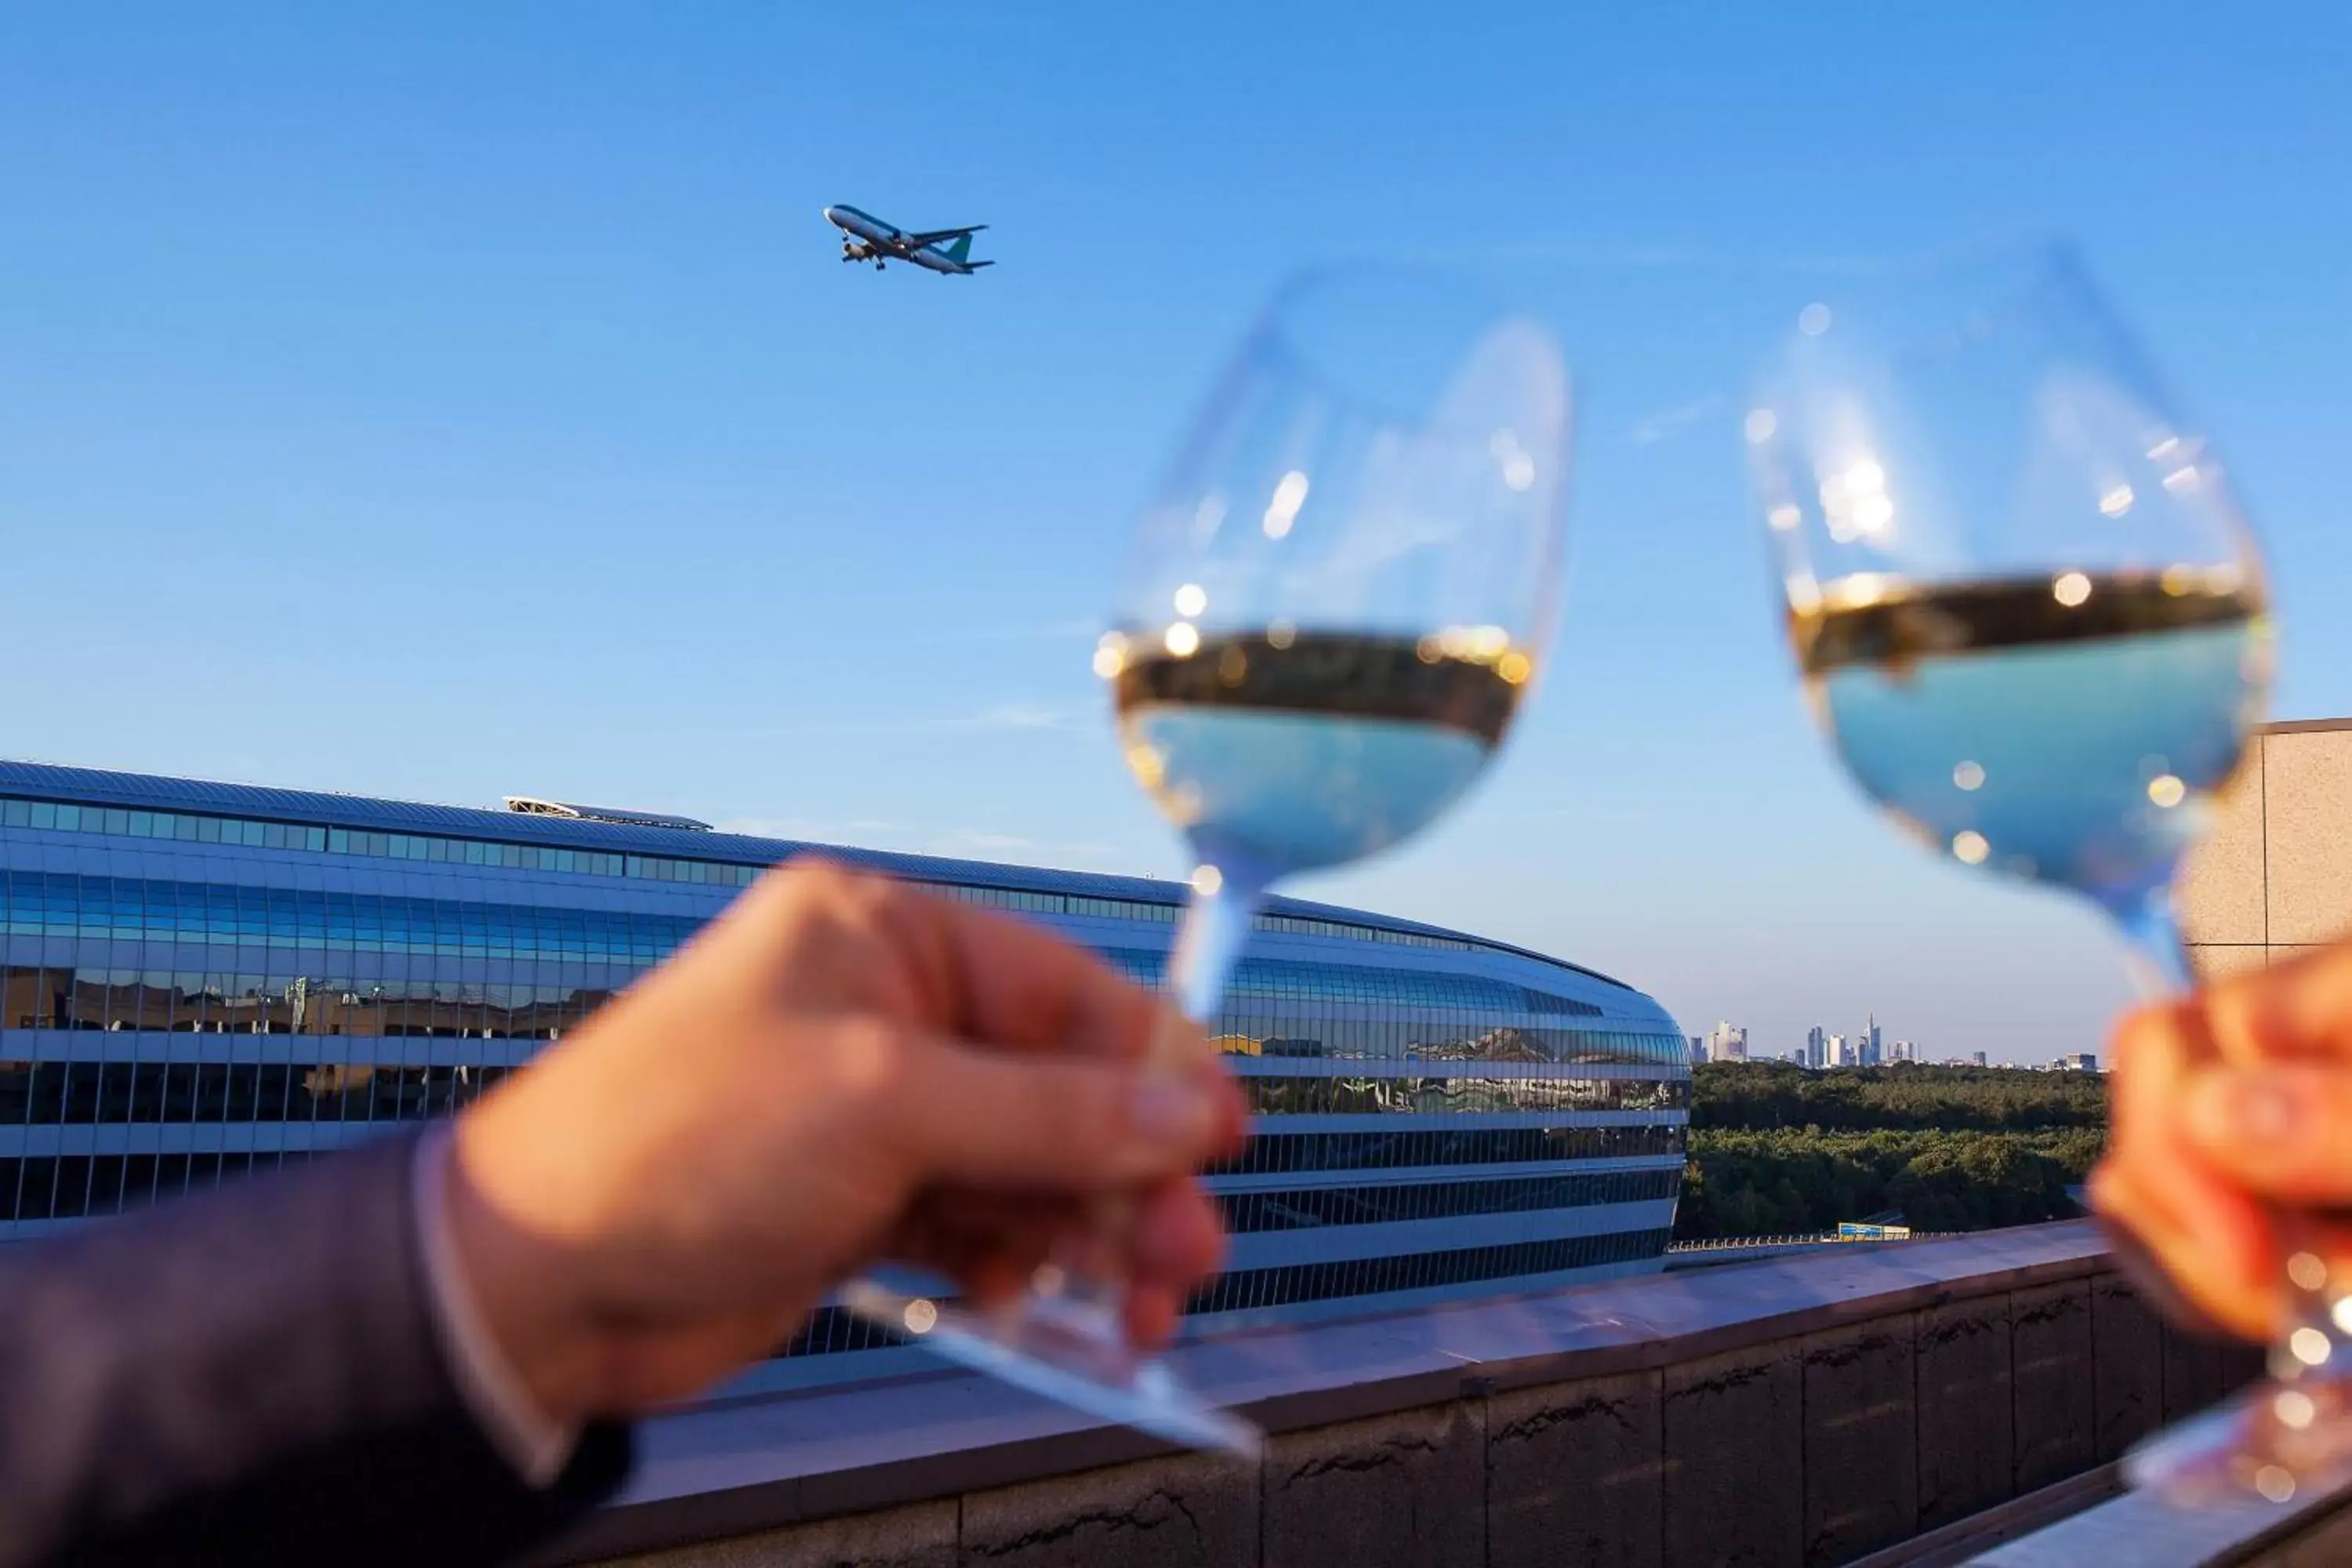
851, 267, 1571, 1455
1743, 244, 2305, 1502
1107, 267, 1569, 1006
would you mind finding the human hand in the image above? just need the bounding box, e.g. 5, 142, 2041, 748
440, 861, 1246, 1425
2092, 941, 2352, 1341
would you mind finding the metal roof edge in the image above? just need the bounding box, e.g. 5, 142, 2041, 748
0, 759, 1642, 996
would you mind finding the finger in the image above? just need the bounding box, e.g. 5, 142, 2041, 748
1125, 1283, 1185, 1348
900, 1177, 1225, 1312
2107, 998, 2229, 1192
718, 859, 1174, 1063
893, 1190, 1075, 1279
1130, 1178, 1225, 1291
2104, 997, 2212, 1194
2089, 1156, 2273, 1341
2101, 1000, 2291, 1338
889, 1030, 1229, 1189
934, 1240, 1056, 1309
829, 869, 1244, 1152
2182, 1064, 2352, 1203
2099, 1041, 2278, 1325
867, 873, 1174, 1062
1123, 1180, 1225, 1345
2108, 996, 2211, 1143
1193, 1051, 1250, 1163
2201, 942, 2352, 1067
2096, 1209, 2236, 1342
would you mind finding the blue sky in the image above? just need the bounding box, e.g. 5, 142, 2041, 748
3, 3, 2348, 1060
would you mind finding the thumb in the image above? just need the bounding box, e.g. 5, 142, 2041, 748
2182, 1065, 2352, 1203
886, 1031, 1229, 1190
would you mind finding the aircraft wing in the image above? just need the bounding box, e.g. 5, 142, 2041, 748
907, 224, 987, 245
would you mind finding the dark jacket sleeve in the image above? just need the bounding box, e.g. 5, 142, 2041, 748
0, 1131, 633, 1568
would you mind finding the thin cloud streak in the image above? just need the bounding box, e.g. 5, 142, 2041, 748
1514, 804, 1660, 826
710, 815, 900, 844
710, 815, 1125, 871
1395, 238, 1710, 270
905, 619, 1103, 647
1392, 240, 1895, 276
929, 703, 1075, 731
714, 700, 1096, 741
1624, 394, 1727, 447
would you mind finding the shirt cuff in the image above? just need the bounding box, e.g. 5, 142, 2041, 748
412, 1123, 583, 1487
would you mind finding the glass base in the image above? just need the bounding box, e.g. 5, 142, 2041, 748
2125, 1377, 2352, 1506
838, 1277, 1263, 1458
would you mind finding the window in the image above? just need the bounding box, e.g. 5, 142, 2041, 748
0, 1150, 317, 1220
1237, 1073, 1690, 1116
1187, 1226, 1671, 1315
1215, 1168, 1682, 1232
765, 1225, 1677, 1359
1203, 1125, 1687, 1175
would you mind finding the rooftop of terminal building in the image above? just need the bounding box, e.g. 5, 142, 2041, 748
0, 758, 1637, 993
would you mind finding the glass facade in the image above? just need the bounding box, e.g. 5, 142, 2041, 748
0, 761, 1688, 1381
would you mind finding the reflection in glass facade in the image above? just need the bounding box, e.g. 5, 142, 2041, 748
0, 761, 1688, 1382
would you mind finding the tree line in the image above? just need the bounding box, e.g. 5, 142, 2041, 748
1692, 1058, 2106, 1131
1674, 1061, 2106, 1239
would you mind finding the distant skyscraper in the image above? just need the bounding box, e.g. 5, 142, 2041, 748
1890, 1039, 1918, 1063
1805, 1025, 1827, 1069
1860, 1013, 1884, 1068
1690, 1036, 1705, 1065
1970, 1051, 1989, 1068
1704, 1022, 1748, 1063
1827, 1032, 1849, 1067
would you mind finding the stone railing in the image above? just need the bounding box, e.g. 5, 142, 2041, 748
1975, 1447, 2352, 1566
538, 1221, 2261, 1568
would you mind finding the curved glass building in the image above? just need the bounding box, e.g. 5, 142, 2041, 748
0, 762, 1688, 1381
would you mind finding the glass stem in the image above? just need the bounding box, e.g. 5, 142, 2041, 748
2107, 884, 2196, 1000
1040, 858, 1267, 1325
1168, 858, 1269, 1025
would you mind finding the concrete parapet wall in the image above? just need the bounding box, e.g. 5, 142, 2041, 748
555, 1227, 2259, 1568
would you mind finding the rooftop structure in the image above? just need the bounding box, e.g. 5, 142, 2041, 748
0, 760, 1690, 1387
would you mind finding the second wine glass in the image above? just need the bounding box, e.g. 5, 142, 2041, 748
1743, 245, 2313, 1504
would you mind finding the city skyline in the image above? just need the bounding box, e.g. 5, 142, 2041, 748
3, 7, 2350, 1061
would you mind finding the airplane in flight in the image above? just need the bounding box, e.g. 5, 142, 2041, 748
822, 205, 994, 274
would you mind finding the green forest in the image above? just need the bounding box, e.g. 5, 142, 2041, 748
1673, 1061, 2107, 1239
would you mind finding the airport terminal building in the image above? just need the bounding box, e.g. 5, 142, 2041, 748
0, 762, 1689, 1380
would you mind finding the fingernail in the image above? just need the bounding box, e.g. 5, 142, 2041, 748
2190, 1070, 2303, 1149
1130, 1076, 1214, 1148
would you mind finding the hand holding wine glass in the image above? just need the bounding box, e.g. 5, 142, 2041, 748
839, 265, 1571, 1456
2096, 939, 2352, 1501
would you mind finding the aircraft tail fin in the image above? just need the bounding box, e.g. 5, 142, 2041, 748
942, 233, 975, 263
965, 259, 996, 270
